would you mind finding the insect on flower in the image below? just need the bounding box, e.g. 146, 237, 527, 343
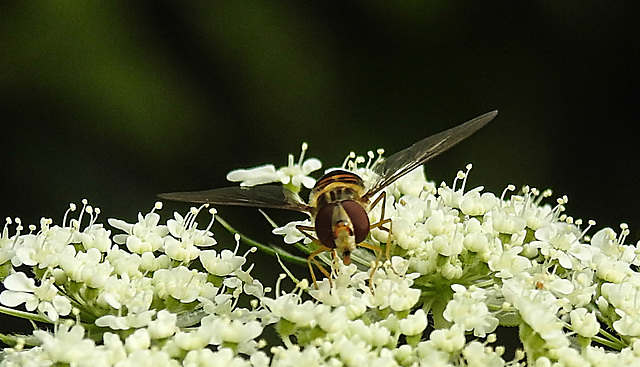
159, 111, 497, 288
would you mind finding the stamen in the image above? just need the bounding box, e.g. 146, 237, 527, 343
550, 195, 568, 221
85, 205, 94, 228
92, 208, 101, 226
63, 203, 77, 227
2, 217, 11, 239
365, 150, 375, 169
370, 148, 385, 170
618, 223, 630, 246
578, 220, 596, 241
354, 156, 366, 171
452, 170, 466, 191
342, 151, 356, 169
13, 217, 24, 234
152, 201, 163, 213
500, 184, 516, 203
243, 247, 257, 258
460, 164, 473, 192
536, 189, 553, 205
298, 142, 308, 165
275, 274, 286, 296
205, 208, 217, 232
77, 199, 88, 229
185, 204, 209, 230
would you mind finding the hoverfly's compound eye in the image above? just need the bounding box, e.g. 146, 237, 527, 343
315, 203, 337, 249
340, 200, 370, 244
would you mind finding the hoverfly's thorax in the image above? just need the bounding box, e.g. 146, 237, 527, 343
308, 170, 366, 209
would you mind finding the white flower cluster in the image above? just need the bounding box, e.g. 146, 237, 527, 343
2, 146, 640, 366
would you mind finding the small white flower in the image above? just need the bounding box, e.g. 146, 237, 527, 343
227, 164, 282, 187
152, 267, 217, 303
35, 324, 96, 365
432, 232, 464, 257
429, 324, 466, 353
96, 274, 154, 313
487, 245, 531, 279
95, 310, 155, 330
613, 309, 640, 337
593, 253, 632, 283
204, 315, 263, 345
124, 328, 151, 353
570, 308, 599, 338
272, 219, 313, 245
227, 143, 321, 192
109, 212, 168, 254
58, 247, 113, 288
459, 187, 497, 216
489, 208, 527, 235
461, 341, 506, 367
200, 249, 246, 276
399, 309, 428, 336
393, 165, 429, 197
75, 223, 112, 252
183, 348, 252, 367
0, 272, 71, 322
164, 211, 217, 262
392, 216, 430, 251
147, 310, 179, 339
106, 246, 143, 278
443, 285, 498, 337
173, 330, 210, 351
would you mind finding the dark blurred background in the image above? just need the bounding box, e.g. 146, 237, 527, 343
0, 1, 638, 335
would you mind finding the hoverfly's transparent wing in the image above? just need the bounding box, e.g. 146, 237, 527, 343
363, 110, 497, 200
158, 185, 311, 213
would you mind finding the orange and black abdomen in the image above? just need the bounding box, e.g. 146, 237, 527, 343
309, 170, 366, 208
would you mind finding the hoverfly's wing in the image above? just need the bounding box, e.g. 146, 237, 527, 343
158, 185, 311, 213
363, 110, 497, 200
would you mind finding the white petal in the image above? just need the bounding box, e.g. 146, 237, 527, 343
4, 272, 35, 292
301, 158, 322, 173
0, 290, 35, 307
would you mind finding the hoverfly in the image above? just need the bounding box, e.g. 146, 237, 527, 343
159, 110, 497, 287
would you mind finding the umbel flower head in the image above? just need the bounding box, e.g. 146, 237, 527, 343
1, 144, 640, 366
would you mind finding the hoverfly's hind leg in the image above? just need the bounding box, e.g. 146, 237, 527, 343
367, 191, 393, 260
296, 224, 333, 289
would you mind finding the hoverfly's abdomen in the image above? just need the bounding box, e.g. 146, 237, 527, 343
309, 170, 366, 208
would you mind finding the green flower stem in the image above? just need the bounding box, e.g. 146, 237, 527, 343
596, 328, 626, 350
215, 216, 309, 267
0, 305, 51, 324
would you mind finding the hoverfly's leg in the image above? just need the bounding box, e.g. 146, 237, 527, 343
357, 241, 383, 290
295, 225, 334, 289
307, 246, 333, 289
295, 224, 320, 243
367, 191, 393, 260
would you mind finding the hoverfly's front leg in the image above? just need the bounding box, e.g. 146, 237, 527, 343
296, 224, 333, 289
